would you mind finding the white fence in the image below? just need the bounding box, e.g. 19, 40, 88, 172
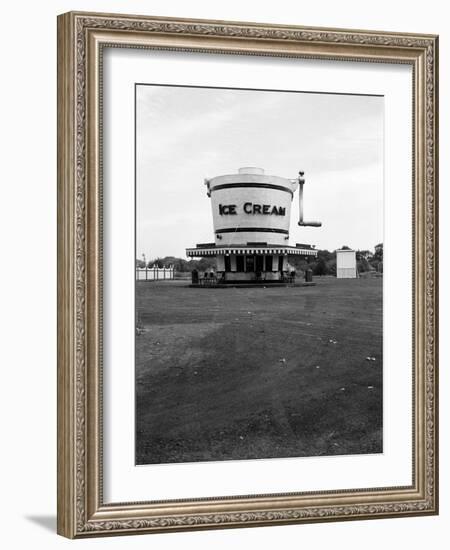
136, 266, 175, 281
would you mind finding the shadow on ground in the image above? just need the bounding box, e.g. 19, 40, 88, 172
25, 515, 56, 533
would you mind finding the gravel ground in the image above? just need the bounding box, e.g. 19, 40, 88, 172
135, 277, 382, 464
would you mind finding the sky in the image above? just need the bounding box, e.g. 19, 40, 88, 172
136, 84, 383, 261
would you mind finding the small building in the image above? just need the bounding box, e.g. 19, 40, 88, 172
336, 249, 357, 278
186, 167, 321, 284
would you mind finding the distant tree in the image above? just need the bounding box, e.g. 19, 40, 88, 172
357, 258, 371, 273
313, 257, 328, 276
374, 243, 383, 261
146, 255, 217, 272
327, 258, 337, 276
369, 243, 383, 272
157, 256, 184, 271
317, 249, 334, 262
197, 257, 216, 271
303, 249, 336, 276
135, 258, 146, 268
356, 249, 372, 261
340, 245, 351, 250
289, 257, 310, 273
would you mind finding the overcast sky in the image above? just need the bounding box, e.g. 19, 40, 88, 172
136, 84, 383, 260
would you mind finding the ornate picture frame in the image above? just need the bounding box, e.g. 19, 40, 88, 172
57, 11, 438, 538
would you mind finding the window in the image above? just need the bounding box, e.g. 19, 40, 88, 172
278, 256, 284, 271
236, 255, 245, 272
224, 255, 231, 272
255, 255, 264, 272
245, 255, 255, 272
265, 255, 273, 271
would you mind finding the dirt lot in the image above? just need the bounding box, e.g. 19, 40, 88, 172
135, 277, 382, 464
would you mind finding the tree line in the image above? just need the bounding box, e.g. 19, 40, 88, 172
288, 244, 383, 276
136, 243, 383, 276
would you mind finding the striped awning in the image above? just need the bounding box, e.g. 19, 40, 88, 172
186, 246, 317, 257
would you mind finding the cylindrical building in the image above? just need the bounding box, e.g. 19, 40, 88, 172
186, 167, 319, 284
208, 167, 295, 246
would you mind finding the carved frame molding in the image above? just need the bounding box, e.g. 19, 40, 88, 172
57, 12, 438, 538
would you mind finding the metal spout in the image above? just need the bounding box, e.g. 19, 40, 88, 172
297, 172, 322, 227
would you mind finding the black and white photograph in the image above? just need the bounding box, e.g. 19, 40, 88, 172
135, 83, 384, 466
1, 0, 442, 544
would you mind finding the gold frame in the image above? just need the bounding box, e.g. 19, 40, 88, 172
57, 11, 439, 538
